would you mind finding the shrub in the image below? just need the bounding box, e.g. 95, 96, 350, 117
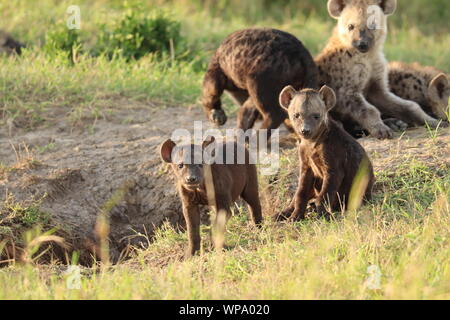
97, 8, 184, 61
43, 24, 82, 63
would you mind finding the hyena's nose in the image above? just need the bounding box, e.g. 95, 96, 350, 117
301, 128, 311, 136
354, 40, 369, 53
186, 176, 199, 184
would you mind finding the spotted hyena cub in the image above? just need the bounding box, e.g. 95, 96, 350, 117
315, 0, 443, 139
389, 62, 449, 121
160, 137, 262, 257
202, 28, 318, 136
275, 85, 374, 221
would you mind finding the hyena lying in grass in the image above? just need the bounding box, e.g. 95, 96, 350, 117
316, 0, 444, 139
389, 62, 449, 121
275, 85, 374, 221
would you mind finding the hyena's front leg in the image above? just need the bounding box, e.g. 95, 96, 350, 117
281, 168, 315, 222
237, 99, 260, 130
367, 81, 445, 128
339, 93, 393, 139
315, 172, 343, 219
212, 196, 233, 251
202, 58, 228, 126
182, 203, 202, 258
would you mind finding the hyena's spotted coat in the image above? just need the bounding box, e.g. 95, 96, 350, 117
202, 28, 318, 137
389, 62, 449, 120
315, 0, 443, 139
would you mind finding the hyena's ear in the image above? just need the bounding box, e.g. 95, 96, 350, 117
327, 0, 346, 19
429, 73, 449, 103
202, 136, 217, 162
160, 139, 176, 163
202, 136, 216, 149
379, 0, 397, 16
319, 85, 336, 112
279, 86, 297, 111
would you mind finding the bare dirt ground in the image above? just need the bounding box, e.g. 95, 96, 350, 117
1, 102, 449, 263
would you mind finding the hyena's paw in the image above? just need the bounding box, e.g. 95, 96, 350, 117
209, 109, 227, 126
184, 248, 199, 260
384, 118, 408, 132
288, 209, 306, 222
370, 123, 394, 140
425, 118, 449, 129
438, 120, 449, 128
273, 207, 294, 222
431, 104, 449, 122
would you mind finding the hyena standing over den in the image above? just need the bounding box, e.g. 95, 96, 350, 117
202, 28, 318, 136
316, 0, 444, 139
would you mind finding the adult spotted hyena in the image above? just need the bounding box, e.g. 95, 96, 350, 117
316, 0, 443, 139
389, 62, 449, 121
202, 28, 318, 136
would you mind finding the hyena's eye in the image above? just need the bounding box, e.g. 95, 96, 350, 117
294, 113, 301, 119
312, 114, 320, 120
178, 163, 184, 169
348, 24, 355, 31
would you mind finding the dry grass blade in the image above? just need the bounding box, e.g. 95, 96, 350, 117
348, 157, 371, 212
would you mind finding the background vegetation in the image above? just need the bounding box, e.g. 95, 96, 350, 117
0, 0, 449, 300
0, 0, 449, 125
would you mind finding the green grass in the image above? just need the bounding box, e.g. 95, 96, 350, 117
1, 0, 449, 126
0, 52, 201, 126
0, 155, 448, 299
0, 0, 449, 300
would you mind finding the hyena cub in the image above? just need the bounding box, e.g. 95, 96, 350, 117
275, 85, 374, 221
202, 28, 318, 136
160, 137, 262, 257
389, 62, 449, 120
316, 0, 443, 139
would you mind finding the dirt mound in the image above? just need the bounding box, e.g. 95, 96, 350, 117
0, 103, 211, 263
1, 101, 449, 264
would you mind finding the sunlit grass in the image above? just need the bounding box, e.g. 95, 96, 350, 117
0, 0, 449, 300
1, 0, 448, 127
1, 155, 448, 299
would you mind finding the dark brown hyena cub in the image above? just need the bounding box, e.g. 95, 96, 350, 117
160, 137, 262, 257
275, 85, 375, 221
202, 28, 318, 136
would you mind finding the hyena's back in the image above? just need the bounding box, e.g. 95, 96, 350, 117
203, 28, 319, 132
214, 28, 318, 90
389, 62, 440, 105
389, 61, 449, 119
